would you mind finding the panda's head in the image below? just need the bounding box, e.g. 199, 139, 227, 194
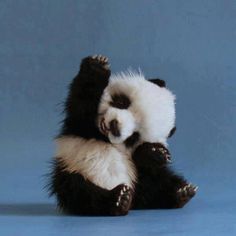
97, 71, 176, 146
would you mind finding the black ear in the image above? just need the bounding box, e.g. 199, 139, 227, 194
149, 78, 166, 87
168, 126, 176, 138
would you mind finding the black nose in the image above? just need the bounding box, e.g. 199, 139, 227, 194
109, 119, 120, 137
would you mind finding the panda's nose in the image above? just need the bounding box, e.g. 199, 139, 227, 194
109, 119, 120, 137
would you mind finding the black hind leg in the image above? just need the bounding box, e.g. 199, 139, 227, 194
132, 169, 191, 209
50, 160, 133, 216
132, 143, 197, 209
133, 166, 197, 209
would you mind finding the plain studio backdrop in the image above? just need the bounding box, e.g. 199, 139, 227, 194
0, 1, 235, 235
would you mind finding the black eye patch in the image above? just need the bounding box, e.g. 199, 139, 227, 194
168, 126, 176, 138
110, 93, 131, 109
124, 132, 140, 148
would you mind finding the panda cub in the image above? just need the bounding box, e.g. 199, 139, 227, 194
50, 55, 197, 216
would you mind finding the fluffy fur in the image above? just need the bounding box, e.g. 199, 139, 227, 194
49, 55, 197, 216
56, 136, 136, 190
98, 70, 176, 146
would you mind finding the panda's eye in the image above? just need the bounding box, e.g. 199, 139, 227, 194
110, 93, 131, 109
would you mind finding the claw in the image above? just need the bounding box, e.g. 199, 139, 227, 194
193, 186, 199, 192
152, 147, 156, 152
166, 154, 172, 163
182, 189, 187, 196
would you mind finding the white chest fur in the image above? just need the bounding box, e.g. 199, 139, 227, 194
55, 136, 137, 190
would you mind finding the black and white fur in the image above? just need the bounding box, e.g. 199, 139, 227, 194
49, 55, 197, 216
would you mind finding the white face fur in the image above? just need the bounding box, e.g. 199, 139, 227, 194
97, 71, 176, 146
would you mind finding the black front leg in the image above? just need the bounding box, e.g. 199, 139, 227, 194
133, 142, 172, 170
132, 143, 197, 209
50, 160, 133, 216
61, 55, 111, 139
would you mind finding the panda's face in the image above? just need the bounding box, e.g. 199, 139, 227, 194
97, 71, 176, 146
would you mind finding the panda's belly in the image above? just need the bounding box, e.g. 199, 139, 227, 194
55, 136, 136, 190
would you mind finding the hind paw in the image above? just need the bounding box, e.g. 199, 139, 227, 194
176, 184, 198, 208
111, 184, 132, 216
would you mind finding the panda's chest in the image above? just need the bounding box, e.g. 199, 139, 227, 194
82, 147, 135, 190
56, 136, 136, 190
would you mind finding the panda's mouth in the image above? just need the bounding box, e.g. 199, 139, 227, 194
100, 118, 110, 136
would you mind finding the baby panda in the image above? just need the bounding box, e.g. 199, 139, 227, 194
49, 55, 197, 216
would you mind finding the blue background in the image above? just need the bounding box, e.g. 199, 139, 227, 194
0, 0, 235, 235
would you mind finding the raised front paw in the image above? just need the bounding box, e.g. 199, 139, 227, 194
110, 184, 132, 216
175, 183, 198, 208
81, 54, 110, 75
91, 55, 110, 70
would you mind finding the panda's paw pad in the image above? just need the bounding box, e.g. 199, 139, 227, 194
176, 184, 198, 207
150, 143, 171, 165
112, 184, 132, 216
157, 146, 171, 163
91, 54, 110, 70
